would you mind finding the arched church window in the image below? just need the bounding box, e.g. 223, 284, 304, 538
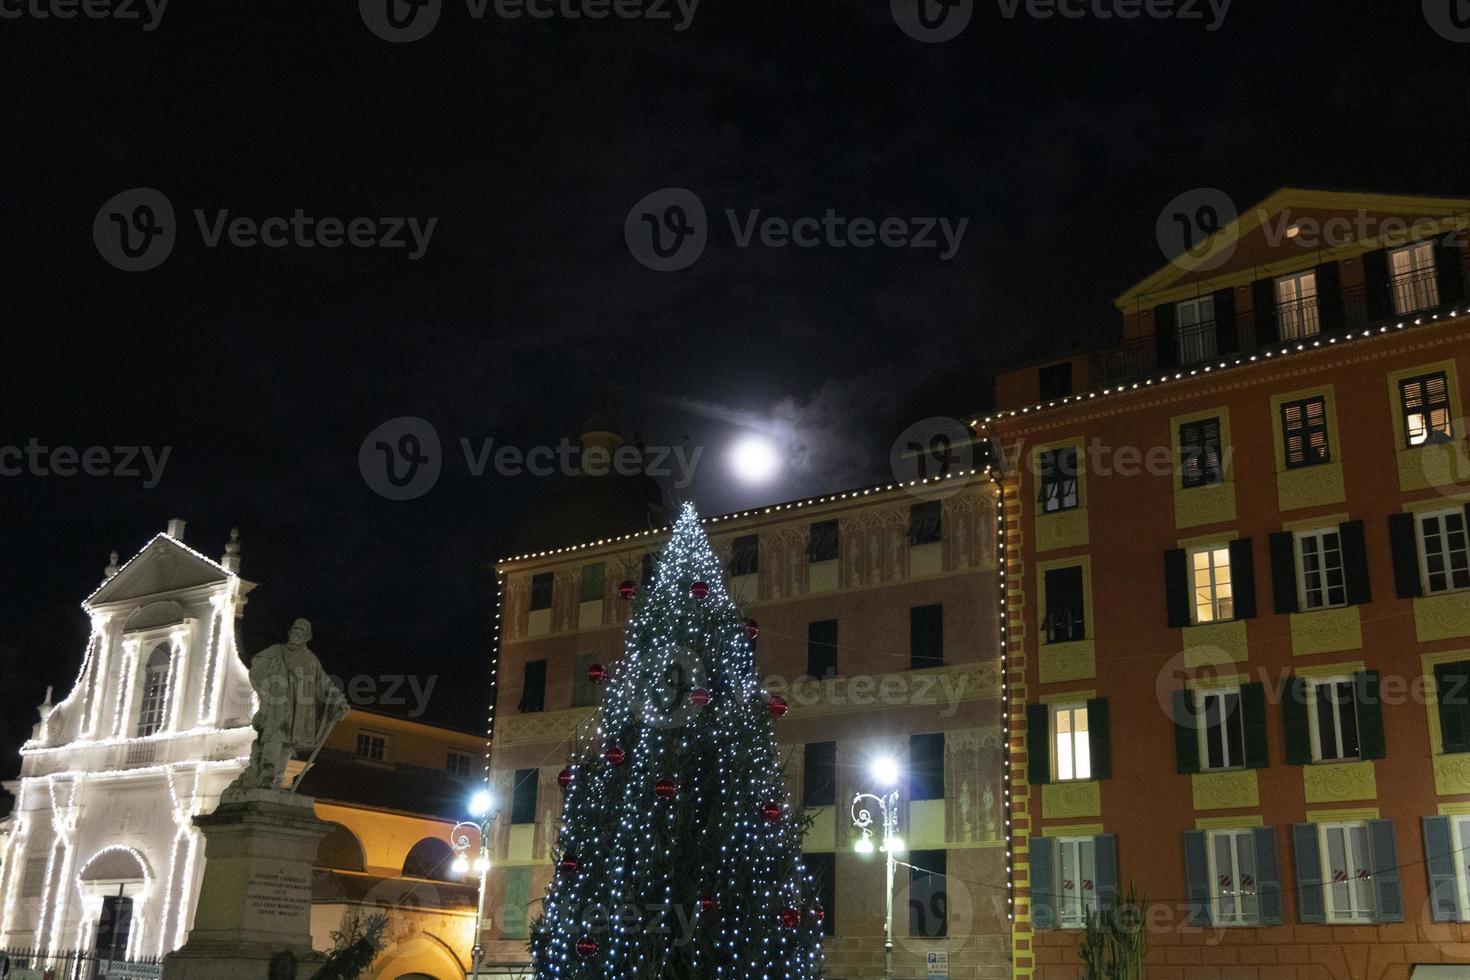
136, 643, 171, 737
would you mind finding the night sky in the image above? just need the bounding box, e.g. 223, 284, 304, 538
2, 1, 1466, 774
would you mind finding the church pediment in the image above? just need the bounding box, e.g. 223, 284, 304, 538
86, 535, 231, 608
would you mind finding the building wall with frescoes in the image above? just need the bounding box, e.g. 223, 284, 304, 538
487, 475, 1009, 979
990, 189, 1470, 979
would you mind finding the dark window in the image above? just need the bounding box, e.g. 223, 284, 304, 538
910, 605, 944, 670
1179, 418, 1224, 488
1400, 372, 1454, 446
1043, 566, 1086, 643
93, 895, 134, 959
1281, 396, 1330, 468
908, 501, 942, 545
510, 767, 539, 824
1314, 680, 1360, 762
1038, 447, 1079, 512
730, 534, 760, 576
529, 572, 554, 611
803, 741, 837, 806
447, 752, 474, 777
1435, 661, 1470, 754
806, 852, 836, 937
1200, 690, 1246, 771
807, 620, 838, 679
908, 850, 948, 938
808, 519, 840, 562
519, 660, 547, 713
572, 652, 601, 708
579, 562, 605, 603
355, 732, 387, 761
1039, 362, 1073, 401
909, 732, 946, 800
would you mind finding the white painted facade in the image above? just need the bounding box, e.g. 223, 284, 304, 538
0, 525, 257, 960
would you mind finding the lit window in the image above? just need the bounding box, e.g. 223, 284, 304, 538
1176, 295, 1218, 364
1389, 241, 1439, 315
1276, 271, 1320, 340
1037, 447, 1079, 513
136, 643, 171, 737
1280, 396, 1330, 468
1321, 823, 1376, 923
1419, 509, 1470, 594
1309, 679, 1361, 762
1298, 528, 1347, 610
1198, 688, 1245, 771
1053, 704, 1091, 782
1208, 829, 1260, 926
1190, 545, 1234, 623
1400, 372, 1454, 447
1056, 837, 1099, 928
356, 732, 387, 762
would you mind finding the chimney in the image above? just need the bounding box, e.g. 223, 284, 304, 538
167, 518, 187, 540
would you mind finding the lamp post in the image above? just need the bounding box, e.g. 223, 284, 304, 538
851, 757, 904, 980
450, 789, 495, 980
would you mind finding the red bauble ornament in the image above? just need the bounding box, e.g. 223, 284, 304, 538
606, 745, 626, 765
575, 936, 598, 959
689, 687, 711, 708
655, 778, 677, 800
745, 618, 760, 639
618, 580, 637, 600
780, 907, 801, 929
587, 663, 608, 684
559, 855, 581, 874
698, 894, 719, 914
768, 696, 789, 718
761, 802, 782, 823
690, 581, 710, 599
813, 905, 826, 922
558, 767, 574, 790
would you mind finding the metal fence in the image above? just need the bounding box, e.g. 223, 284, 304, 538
0, 948, 162, 980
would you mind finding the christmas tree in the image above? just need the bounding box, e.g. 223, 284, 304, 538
531, 503, 825, 979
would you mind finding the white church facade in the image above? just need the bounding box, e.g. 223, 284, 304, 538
0, 521, 257, 962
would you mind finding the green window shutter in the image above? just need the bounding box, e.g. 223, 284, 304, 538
1213, 286, 1238, 354
1339, 521, 1372, 605
1026, 704, 1050, 785
1292, 823, 1325, 924
1031, 837, 1056, 930
1315, 260, 1344, 333
1362, 246, 1392, 320
1241, 682, 1270, 769
1388, 513, 1423, 599
1252, 277, 1280, 346
1164, 548, 1190, 628
1355, 670, 1386, 760
501, 866, 531, 938
1172, 690, 1201, 774
1435, 233, 1468, 306
1154, 302, 1179, 368
1282, 677, 1312, 766
1092, 834, 1118, 914
1253, 827, 1283, 925
1368, 819, 1404, 923
572, 653, 599, 708
1434, 661, 1470, 754
1423, 816, 1462, 922
1269, 531, 1299, 615
1182, 830, 1211, 927
1229, 538, 1257, 619
1087, 698, 1111, 780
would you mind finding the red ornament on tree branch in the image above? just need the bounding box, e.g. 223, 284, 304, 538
655, 778, 677, 800
689, 687, 711, 708
576, 936, 598, 959
744, 618, 759, 639
761, 802, 782, 824
618, 580, 637, 600
780, 907, 801, 929
587, 662, 607, 684
558, 767, 574, 790
606, 745, 626, 765
690, 580, 710, 599
768, 696, 789, 718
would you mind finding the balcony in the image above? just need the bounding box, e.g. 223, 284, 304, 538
1089, 282, 1451, 386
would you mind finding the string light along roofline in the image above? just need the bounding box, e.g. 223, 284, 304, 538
496, 466, 993, 566
81, 531, 238, 609
974, 309, 1468, 428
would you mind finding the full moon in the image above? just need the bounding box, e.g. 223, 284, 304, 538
729, 434, 781, 484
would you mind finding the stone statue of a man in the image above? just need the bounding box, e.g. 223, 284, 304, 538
229, 618, 349, 795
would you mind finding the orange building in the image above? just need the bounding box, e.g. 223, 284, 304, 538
988, 189, 1470, 979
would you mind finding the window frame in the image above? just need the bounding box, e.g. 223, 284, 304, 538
1055, 836, 1098, 929
1296, 527, 1348, 610
1389, 239, 1440, 315
1399, 371, 1455, 447
446, 752, 474, 777
729, 534, 760, 577
1319, 821, 1376, 924
907, 501, 943, 546
1175, 295, 1218, 364
1275, 270, 1320, 341
806, 619, 838, 680
519, 659, 548, 714
135, 642, 172, 738
355, 731, 388, 762
1188, 543, 1235, 624
1306, 676, 1361, 763
1178, 417, 1225, 489
909, 604, 944, 670
1042, 564, 1087, 644
802, 741, 837, 807
578, 562, 605, 604
1280, 395, 1330, 469
908, 732, 946, 801
1418, 508, 1470, 595
1196, 686, 1247, 773
529, 572, 554, 611
808, 519, 840, 563
1037, 446, 1080, 513
1451, 815, 1470, 919
1051, 702, 1092, 783
1205, 828, 1261, 927
907, 849, 948, 938
510, 767, 539, 825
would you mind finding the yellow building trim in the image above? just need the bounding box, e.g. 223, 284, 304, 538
1281, 511, 1350, 532
1196, 814, 1264, 830
1385, 357, 1467, 493
1294, 660, 1367, 681
1191, 770, 1260, 811
1303, 760, 1378, 804
1437, 802, 1470, 817
1039, 689, 1096, 704
1186, 672, 1249, 691
1290, 606, 1363, 657
1042, 781, 1101, 821
1176, 529, 1239, 548
1170, 406, 1236, 529
1182, 619, 1249, 668
1306, 806, 1381, 824
1270, 383, 1346, 512
1031, 434, 1089, 553
1040, 822, 1105, 838
1416, 594, 1470, 644
1036, 555, 1096, 683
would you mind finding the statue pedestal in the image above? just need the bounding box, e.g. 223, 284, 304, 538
162, 790, 328, 980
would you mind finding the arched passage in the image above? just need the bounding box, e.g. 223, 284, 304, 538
316, 822, 367, 873
401, 837, 456, 882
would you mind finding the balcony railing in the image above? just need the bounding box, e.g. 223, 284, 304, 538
1090, 281, 1451, 386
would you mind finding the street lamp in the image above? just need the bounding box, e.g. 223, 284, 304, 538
450, 788, 496, 980
852, 756, 903, 980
